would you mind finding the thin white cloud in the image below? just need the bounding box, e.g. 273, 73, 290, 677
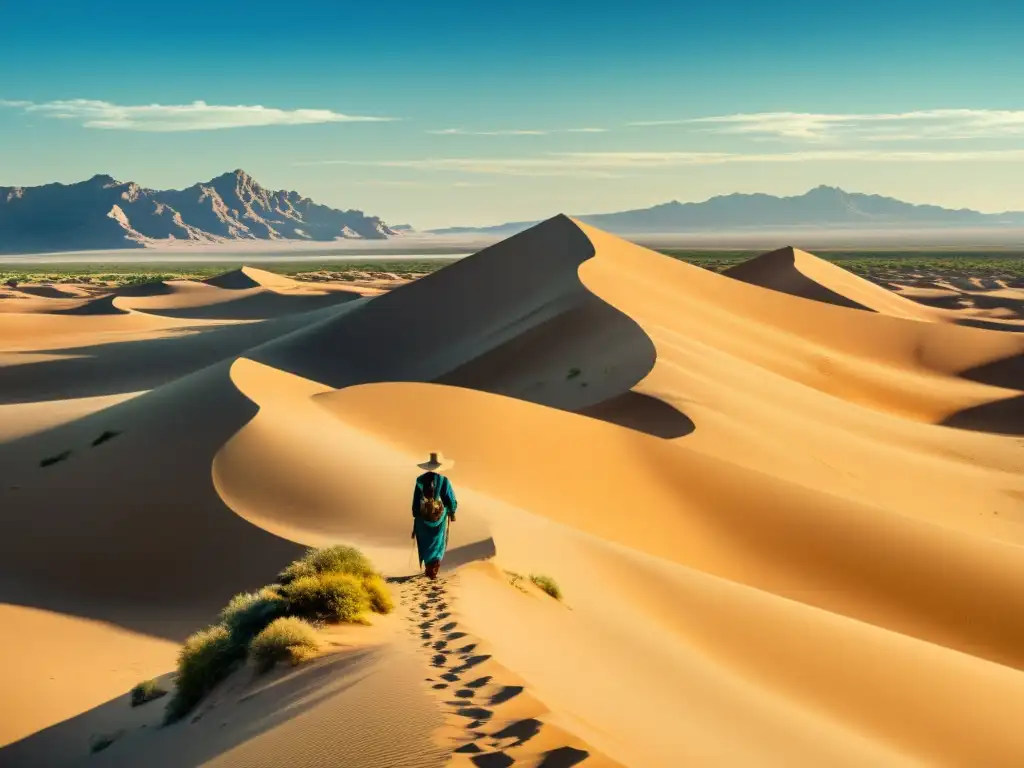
427, 127, 608, 136
296, 148, 1024, 176
629, 110, 1024, 141
428, 128, 548, 136
0, 98, 394, 131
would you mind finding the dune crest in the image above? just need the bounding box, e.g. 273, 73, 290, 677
204, 266, 302, 291
723, 245, 938, 320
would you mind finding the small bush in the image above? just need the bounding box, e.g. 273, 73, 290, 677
164, 624, 244, 723
530, 574, 562, 601
282, 572, 371, 623
250, 617, 320, 672
278, 545, 376, 584
220, 587, 287, 643
362, 574, 395, 614
130, 679, 168, 707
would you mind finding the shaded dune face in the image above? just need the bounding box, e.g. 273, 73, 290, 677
723, 246, 876, 312
247, 215, 687, 438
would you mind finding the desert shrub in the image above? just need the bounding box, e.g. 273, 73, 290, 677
220, 587, 287, 644
362, 574, 395, 614
130, 679, 168, 707
530, 574, 563, 601
278, 545, 376, 584
282, 572, 371, 623
164, 624, 244, 723
250, 617, 320, 672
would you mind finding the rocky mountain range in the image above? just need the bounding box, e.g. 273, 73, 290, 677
429, 186, 1024, 236
0, 170, 398, 253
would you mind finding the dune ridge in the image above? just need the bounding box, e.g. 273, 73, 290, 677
2, 216, 1024, 765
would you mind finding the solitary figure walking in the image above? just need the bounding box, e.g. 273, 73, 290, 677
411, 451, 458, 580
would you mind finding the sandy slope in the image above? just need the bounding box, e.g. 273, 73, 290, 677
3, 217, 1024, 766
723, 245, 1024, 331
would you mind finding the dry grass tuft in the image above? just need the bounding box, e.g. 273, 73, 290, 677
250, 617, 320, 672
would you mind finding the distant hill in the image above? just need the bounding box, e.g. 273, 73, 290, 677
0, 170, 398, 254
429, 186, 1024, 236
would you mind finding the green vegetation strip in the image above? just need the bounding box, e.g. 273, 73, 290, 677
4, 251, 1024, 288
0, 260, 453, 287
157, 545, 394, 725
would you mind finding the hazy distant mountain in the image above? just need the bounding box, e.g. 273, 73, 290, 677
429, 186, 1024, 236
0, 170, 398, 254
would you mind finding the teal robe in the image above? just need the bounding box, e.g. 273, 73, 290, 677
412, 471, 458, 566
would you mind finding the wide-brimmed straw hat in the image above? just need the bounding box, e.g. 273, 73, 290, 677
418, 451, 454, 472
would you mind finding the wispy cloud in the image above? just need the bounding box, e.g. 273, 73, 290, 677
629, 110, 1024, 141
0, 99, 394, 131
297, 148, 1024, 177
428, 128, 548, 136
427, 127, 608, 136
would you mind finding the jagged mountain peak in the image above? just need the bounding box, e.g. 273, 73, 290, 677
0, 172, 398, 253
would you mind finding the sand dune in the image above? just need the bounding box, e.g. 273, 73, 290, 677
204, 266, 304, 291
3, 216, 1024, 765
724, 245, 1024, 332
723, 246, 940, 320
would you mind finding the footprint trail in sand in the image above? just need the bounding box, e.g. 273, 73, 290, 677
398, 576, 616, 768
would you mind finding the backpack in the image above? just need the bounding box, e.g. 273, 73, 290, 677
418, 475, 445, 523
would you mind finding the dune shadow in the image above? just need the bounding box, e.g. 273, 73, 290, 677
941, 350, 1024, 434
114, 281, 175, 297
941, 394, 1024, 436
0, 648, 385, 768
577, 391, 694, 438
52, 295, 128, 316
956, 318, 1024, 333
953, 352, 1024, 392
15, 285, 81, 299
133, 290, 359, 321
722, 248, 873, 312
0, 361, 306, 643
439, 538, 497, 575
0, 303, 349, 404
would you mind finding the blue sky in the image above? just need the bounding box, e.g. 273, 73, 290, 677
1, 0, 1023, 228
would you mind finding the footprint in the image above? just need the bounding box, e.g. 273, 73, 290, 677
465, 676, 492, 689
488, 686, 523, 705
537, 746, 591, 767
452, 655, 491, 674
471, 752, 513, 767
490, 718, 543, 748
456, 707, 493, 722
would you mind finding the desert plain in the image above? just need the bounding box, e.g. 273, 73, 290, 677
2, 216, 1024, 766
